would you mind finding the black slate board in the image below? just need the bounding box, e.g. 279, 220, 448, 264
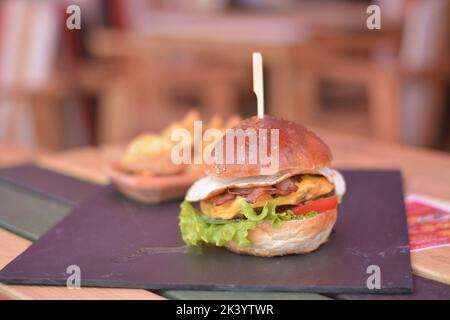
0, 170, 413, 293
0, 164, 99, 205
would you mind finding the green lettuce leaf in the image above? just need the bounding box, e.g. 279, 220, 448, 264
179, 200, 319, 248
201, 215, 242, 225
179, 201, 257, 247
278, 210, 318, 221
241, 200, 282, 227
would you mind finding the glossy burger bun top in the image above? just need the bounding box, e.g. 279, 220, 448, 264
202, 115, 332, 178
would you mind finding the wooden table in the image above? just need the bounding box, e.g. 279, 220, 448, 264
1, 129, 450, 299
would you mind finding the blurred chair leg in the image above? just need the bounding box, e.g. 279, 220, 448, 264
295, 67, 317, 124
31, 93, 61, 150
203, 71, 240, 118
98, 83, 136, 144
0, 99, 17, 145
416, 80, 447, 147
269, 63, 299, 121
368, 69, 401, 143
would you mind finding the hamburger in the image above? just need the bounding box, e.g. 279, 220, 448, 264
179, 115, 346, 257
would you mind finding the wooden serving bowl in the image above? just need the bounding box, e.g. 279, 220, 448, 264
107, 164, 203, 204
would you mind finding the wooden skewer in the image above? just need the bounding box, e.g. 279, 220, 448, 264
253, 52, 264, 119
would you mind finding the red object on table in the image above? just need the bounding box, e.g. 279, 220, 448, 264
407, 196, 450, 252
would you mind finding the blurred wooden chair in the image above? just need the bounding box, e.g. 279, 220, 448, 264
88, 4, 370, 143
0, 1, 61, 150
88, 29, 249, 144
95, 61, 248, 144
0, 1, 106, 151
294, 0, 450, 146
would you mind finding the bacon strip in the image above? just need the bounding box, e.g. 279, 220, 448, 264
274, 177, 299, 195
212, 191, 237, 206
244, 187, 278, 204
211, 176, 301, 205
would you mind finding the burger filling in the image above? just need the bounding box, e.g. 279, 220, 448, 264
179, 174, 340, 248
200, 175, 334, 220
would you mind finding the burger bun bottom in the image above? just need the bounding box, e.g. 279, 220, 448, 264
224, 208, 337, 257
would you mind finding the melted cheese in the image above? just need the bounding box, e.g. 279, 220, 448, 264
200, 175, 334, 219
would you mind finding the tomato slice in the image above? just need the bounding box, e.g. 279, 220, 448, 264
291, 195, 338, 216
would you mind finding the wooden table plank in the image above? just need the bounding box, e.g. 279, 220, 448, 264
412, 247, 450, 286
36, 146, 122, 185
0, 145, 41, 168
